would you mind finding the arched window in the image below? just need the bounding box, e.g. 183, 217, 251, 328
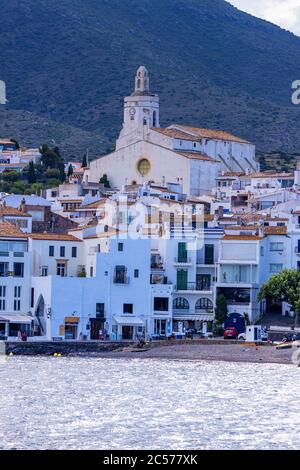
153, 111, 157, 127
137, 79, 141, 89
173, 297, 189, 310
195, 298, 213, 310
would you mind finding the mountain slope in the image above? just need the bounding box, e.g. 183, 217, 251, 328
1, 0, 300, 158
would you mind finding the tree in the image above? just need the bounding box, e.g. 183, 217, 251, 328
40, 144, 64, 170
45, 168, 60, 180
67, 164, 74, 178
58, 161, 66, 182
99, 174, 110, 188
1, 170, 21, 183
215, 294, 228, 326
28, 161, 36, 184
81, 153, 87, 168
258, 269, 300, 323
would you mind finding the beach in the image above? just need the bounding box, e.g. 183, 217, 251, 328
73, 341, 297, 365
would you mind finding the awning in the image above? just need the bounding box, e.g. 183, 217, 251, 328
0, 314, 32, 324
173, 314, 214, 321
113, 316, 144, 326
64, 317, 80, 324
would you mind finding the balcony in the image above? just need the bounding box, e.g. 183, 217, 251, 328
113, 275, 130, 285
174, 257, 192, 266
151, 262, 165, 271
175, 282, 212, 293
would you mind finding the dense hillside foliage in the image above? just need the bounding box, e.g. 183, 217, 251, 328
1, 0, 300, 160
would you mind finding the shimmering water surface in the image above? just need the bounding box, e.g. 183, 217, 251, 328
0, 357, 299, 450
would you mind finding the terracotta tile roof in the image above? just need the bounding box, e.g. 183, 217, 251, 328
154, 126, 250, 144
175, 151, 219, 163
244, 172, 293, 179
0, 222, 27, 238
222, 235, 262, 241
79, 199, 107, 210
175, 125, 250, 144
29, 233, 82, 242
0, 205, 32, 217
0, 139, 15, 145
241, 214, 289, 222
217, 172, 244, 178
264, 226, 288, 236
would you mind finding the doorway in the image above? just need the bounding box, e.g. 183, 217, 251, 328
90, 319, 105, 340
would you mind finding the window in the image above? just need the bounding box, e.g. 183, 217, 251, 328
0, 262, 9, 277
13, 263, 24, 278
154, 297, 169, 312
195, 298, 213, 310
31, 288, 34, 309
118, 243, 124, 252
153, 111, 157, 127
41, 266, 48, 277
193, 142, 197, 148
114, 266, 127, 284
72, 247, 77, 258
137, 159, 151, 176
14, 286, 21, 311
123, 303, 133, 314
270, 242, 284, 252
96, 303, 105, 318
173, 297, 189, 310
60, 246, 65, 257
270, 264, 283, 273
205, 245, 214, 264
134, 269, 139, 278
260, 246, 264, 257
0, 285, 6, 310
57, 262, 66, 277
49, 246, 54, 257
90, 266, 94, 277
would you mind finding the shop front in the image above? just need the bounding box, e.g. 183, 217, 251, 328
112, 316, 144, 341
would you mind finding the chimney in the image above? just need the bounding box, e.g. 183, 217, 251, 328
19, 197, 26, 213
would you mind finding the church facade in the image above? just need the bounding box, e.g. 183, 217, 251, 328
87, 66, 258, 196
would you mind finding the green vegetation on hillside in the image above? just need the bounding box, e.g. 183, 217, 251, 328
1, 0, 300, 158
0, 145, 67, 195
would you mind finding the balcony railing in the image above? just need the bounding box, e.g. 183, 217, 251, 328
175, 282, 212, 292
113, 275, 130, 285
174, 257, 192, 264
151, 263, 165, 270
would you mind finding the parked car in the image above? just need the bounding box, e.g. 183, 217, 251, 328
238, 332, 246, 341
224, 327, 238, 339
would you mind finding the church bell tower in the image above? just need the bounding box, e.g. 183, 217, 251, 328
117, 66, 160, 144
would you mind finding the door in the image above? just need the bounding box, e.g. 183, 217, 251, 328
205, 245, 214, 264
178, 242, 187, 263
122, 325, 133, 340
90, 319, 105, 340
196, 274, 211, 291
177, 269, 188, 290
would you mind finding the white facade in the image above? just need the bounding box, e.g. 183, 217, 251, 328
87, 67, 257, 197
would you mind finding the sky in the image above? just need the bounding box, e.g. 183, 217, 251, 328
228, 0, 300, 36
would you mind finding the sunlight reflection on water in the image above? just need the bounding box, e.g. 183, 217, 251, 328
0, 357, 299, 450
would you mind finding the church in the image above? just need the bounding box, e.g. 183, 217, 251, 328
87, 66, 258, 196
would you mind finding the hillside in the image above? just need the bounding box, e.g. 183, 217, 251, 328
1, 0, 300, 159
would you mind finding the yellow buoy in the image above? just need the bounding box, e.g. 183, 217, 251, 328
9, 352, 13, 356
53, 353, 58, 357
